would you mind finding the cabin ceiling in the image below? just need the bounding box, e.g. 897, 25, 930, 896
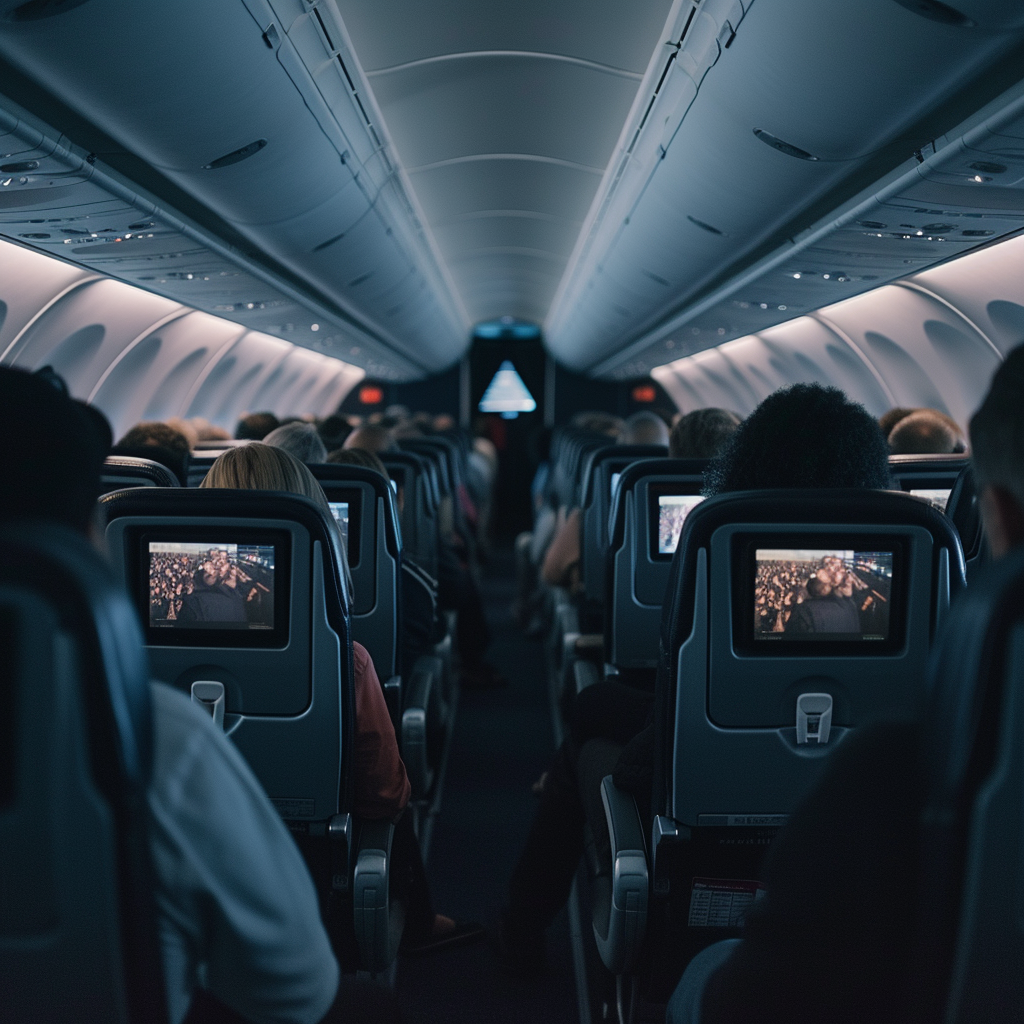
337, 0, 674, 327
0, 1, 1023, 384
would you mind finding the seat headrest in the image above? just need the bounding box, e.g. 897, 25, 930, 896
0, 523, 153, 791
660, 488, 967, 657
100, 486, 352, 624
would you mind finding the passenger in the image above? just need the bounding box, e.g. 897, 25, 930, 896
200, 443, 483, 953
346, 416, 502, 689
887, 407, 963, 454
878, 405, 916, 437
326, 447, 448, 674
165, 416, 200, 450
263, 421, 328, 465
189, 416, 232, 442
0, 367, 348, 1024
344, 422, 395, 454
666, 354, 1024, 1022
540, 411, 669, 590
235, 410, 280, 441
501, 384, 892, 977
316, 412, 353, 452
669, 408, 741, 458
112, 420, 192, 485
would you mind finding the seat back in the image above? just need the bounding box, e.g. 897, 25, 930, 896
946, 464, 986, 570
605, 459, 709, 669
580, 444, 667, 606
0, 526, 165, 1023
888, 453, 971, 513
659, 489, 966, 832
901, 548, 1024, 1023
102, 455, 180, 490
381, 451, 439, 577
310, 464, 402, 682
101, 488, 354, 826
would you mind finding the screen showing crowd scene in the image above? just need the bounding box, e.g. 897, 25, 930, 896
754, 549, 893, 640
149, 542, 275, 629
658, 495, 705, 555
329, 501, 349, 550
910, 488, 950, 513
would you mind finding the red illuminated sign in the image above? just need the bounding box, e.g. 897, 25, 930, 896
359, 385, 384, 405
632, 384, 657, 403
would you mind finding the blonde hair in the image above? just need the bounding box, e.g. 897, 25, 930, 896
201, 442, 337, 522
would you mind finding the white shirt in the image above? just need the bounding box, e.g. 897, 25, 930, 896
147, 682, 339, 1024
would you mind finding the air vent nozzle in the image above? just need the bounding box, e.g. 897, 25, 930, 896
753, 129, 819, 162
202, 139, 267, 170
891, 0, 975, 27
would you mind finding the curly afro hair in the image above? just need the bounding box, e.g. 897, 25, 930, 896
704, 384, 892, 495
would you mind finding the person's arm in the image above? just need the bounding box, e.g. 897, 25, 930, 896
147, 683, 338, 1024
352, 641, 412, 820
541, 507, 581, 588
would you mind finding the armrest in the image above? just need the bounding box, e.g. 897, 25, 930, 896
352, 818, 404, 974
574, 659, 601, 694
382, 675, 402, 733
401, 656, 441, 797
592, 776, 649, 974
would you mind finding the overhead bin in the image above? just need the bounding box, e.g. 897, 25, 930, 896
546, 0, 1024, 376
0, 0, 468, 380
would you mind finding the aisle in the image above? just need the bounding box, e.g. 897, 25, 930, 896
397, 548, 578, 1023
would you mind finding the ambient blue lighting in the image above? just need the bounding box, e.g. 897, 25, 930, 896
474, 319, 541, 340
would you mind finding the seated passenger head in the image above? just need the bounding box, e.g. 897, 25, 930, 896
887, 408, 963, 454
571, 411, 623, 437
188, 416, 231, 442
344, 423, 395, 454
0, 366, 112, 534
201, 442, 331, 511
262, 421, 328, 465
669, 408, 741, 458
116, 420, 191, 455
317, 413, 352, 452
878, 406, 916, 437
619, 410, 670, 447
327, 446, 391, 481
235, 411, 280, 441
704, 383, 892, 495
806, 575, 830, 598
970, 344, 1024, 557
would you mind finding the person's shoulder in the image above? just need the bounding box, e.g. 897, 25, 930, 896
352, 640, 371, 671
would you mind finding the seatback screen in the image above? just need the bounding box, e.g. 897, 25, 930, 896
658, 495, 705, 555
753, 548, 893, 641
909, 488, 950, 513
328, 502, 349, 550
149, 542, 275, 630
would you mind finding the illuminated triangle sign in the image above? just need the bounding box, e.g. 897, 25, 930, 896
478, 360, 536, 414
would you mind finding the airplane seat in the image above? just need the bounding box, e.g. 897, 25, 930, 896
946, 464, 987, 577
0, 524, 167, 1023
602, 458, 709, 679
102, 454, 181, 490
902, 545, 1024, 1024
310, 463, 446, 799
381, 451, 440, 580
185, 455, 217, 488
98, 487, 403, 973
553, 446, 675, 702
599, 488, 967, 991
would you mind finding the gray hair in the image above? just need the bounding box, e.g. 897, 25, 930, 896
262, 421, 327, 465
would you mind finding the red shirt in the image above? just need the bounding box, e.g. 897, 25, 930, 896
352, 641, 411, 819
